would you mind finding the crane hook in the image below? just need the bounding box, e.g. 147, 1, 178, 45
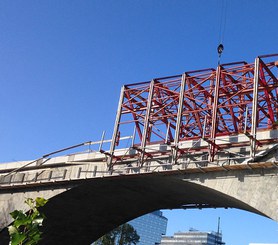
217, 43, 224, 65
217, 43, 224, 56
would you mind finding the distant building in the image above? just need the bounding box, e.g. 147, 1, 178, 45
128, 210, 168, 245
160, 229, 225, 245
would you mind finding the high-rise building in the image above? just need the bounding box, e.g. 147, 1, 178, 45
128, 210, 168, 245
160, 229, 225, 245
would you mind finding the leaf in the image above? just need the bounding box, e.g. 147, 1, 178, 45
35, 197, 48, 208
25, 198, 35, 208
14, 218, 31, 228
9, 197, 48, 245
33, 217, 43, 225
25, 238, 39, 245
30, 210, 40, 220
27, 228, 42, 244
30, 232, 42, 242
8, 226, 18, 236
10, 210, 25, 220
10, 232, 26, 245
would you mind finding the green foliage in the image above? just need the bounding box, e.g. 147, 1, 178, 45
8, 197, 48, 245
117, 223, 140, 245
95, 223, 140, 245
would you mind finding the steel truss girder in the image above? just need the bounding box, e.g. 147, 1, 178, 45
108, 54, 278, 168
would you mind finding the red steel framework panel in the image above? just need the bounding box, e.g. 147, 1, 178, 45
108, 54, 278, 168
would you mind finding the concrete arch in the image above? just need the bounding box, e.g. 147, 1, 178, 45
0, 168, 277, 245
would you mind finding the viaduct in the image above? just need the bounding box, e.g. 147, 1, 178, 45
0, 54, 278, 244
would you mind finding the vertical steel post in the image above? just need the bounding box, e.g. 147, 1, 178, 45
250, 57, 260, 159
108, 85, 125, 169
202, 115, 207, 139
140, 80, 155, 166
173, 74, 186, 163
209, 66, 221, 162
244, 106, 248, 134
98, 131, 106, 152
131, 126, 136, 147
165, 121, 170, 144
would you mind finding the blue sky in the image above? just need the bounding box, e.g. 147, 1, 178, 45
0, 0, 277, 244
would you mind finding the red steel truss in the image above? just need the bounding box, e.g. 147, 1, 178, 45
109, 54, 278, 168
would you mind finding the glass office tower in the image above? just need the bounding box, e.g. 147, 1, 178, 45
128, 210, 168, 245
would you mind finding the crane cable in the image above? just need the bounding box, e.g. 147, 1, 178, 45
217, 0, 228, 65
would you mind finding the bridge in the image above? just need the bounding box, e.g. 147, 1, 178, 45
0, 54, 278, 244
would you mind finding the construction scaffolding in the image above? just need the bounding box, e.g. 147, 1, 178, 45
108, 54, 278, 169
